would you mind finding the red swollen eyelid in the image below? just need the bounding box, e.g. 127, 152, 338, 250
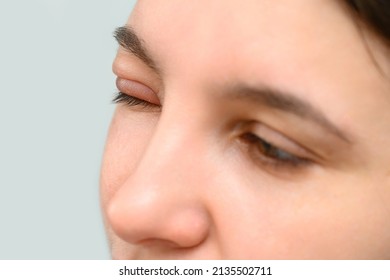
116, 77, 160, 105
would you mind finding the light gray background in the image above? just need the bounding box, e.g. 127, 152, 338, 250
0, 0, 136, 259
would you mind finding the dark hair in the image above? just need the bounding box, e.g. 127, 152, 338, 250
346, 0, 390, 44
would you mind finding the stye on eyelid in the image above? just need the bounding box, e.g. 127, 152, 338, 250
116, 77, 160, 104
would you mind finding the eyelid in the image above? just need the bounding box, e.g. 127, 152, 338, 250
115, 77, 160, 105
246, 122, 313, 160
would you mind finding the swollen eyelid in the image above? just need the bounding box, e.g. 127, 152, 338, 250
115, 77, 160, 105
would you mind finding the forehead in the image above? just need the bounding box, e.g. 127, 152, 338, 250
129, 0, 371, 81
127, 0, 386, 112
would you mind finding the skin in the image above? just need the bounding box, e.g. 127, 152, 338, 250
100, 0, 390, 259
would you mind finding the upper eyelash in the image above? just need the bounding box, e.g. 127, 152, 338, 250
241, 133, 310, 168
112, 92, 155, 108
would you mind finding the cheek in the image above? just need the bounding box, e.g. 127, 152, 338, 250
214, 165, 390, 258
100, 108, 158, 208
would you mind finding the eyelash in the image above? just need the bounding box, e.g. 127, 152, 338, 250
112, 92, 157, 109
240, 133, 310, 169
113, 91, 309, 171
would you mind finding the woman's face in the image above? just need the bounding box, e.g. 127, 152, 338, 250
101, 0, 390, 259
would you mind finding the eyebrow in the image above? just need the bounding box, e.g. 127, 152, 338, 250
114, 26, 158, 72
227, 85, 352, 143
114, 27, 351, 144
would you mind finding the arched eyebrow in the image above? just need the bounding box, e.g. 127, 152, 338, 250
114, 26, 159, 73
226, 85, 353, 144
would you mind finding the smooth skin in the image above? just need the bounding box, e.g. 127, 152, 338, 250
101, 0, 390, 259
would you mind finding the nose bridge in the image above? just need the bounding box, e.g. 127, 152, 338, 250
107, 108, 212, 248
138, 107, 203, 183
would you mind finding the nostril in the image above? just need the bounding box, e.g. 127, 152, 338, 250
166, 209, 211, 248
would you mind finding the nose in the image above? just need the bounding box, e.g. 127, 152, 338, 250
106, 120, 211, 249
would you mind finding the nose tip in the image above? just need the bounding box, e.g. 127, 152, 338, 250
107, 186, 210, 249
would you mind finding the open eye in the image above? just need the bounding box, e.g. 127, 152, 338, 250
241, 132, 311, 169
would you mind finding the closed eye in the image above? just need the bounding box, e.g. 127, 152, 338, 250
112, 92, 159, 110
